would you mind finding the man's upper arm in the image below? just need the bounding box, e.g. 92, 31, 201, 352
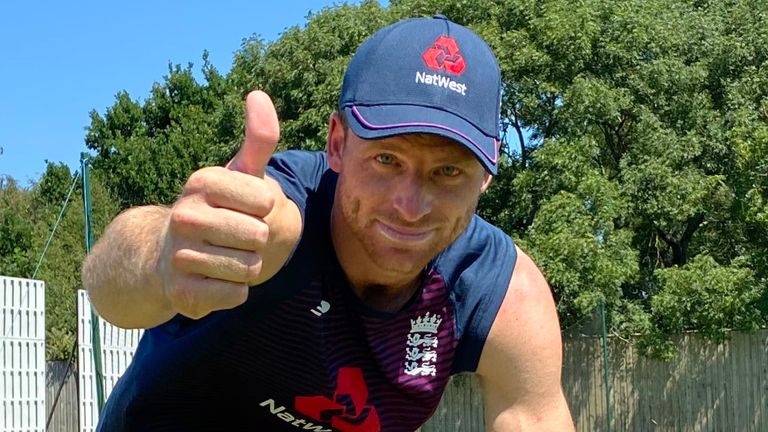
476, 246, 574, 431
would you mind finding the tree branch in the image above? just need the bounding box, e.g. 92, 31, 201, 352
512, 108, 527, 167
678, 212, 705, 265
655, 212, 704, 267
656, 225, 683, 267
655, 226, 676, 249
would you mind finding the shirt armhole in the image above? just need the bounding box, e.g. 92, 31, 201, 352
435, 217, 517, 374
264, 151, 330, 264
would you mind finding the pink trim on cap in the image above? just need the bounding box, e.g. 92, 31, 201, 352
350, 106, 499, 164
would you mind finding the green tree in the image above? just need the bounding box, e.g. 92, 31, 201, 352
74, 0, 768, 357
643, 255, 763, 358
85, 55, 240, 207
0, 176, 35, 277
256, 0, 390, 151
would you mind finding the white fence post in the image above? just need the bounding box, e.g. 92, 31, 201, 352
77, 290, 143, 432
0, 276, 46, 432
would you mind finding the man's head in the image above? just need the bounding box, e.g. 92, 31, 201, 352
326, 17, 502, 287
338, 15, 502, 175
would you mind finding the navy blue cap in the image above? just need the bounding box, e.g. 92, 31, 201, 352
339, 16, 502, 174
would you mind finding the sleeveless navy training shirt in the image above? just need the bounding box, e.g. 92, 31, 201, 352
97, 151, 517, 432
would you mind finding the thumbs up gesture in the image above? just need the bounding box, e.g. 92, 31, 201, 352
158, 91, 300, 319
226, 91, 280, 176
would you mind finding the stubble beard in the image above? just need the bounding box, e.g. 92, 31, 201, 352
337, 178, 478, 275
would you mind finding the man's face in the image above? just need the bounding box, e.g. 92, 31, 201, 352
327, 115, 492, 277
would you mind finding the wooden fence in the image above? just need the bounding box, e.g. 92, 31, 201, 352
421, 329, 768, 432
45, 361, 78, 432
564, 330, 768, 432
42, 330, 768, 432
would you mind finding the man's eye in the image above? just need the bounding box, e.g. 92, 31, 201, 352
438, 166, 461, 177
375, 154, 396, 165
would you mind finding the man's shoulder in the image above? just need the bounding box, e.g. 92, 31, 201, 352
269, 150, 329, 178
267, 150, 336, 216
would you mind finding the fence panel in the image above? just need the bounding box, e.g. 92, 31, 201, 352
76, 290, 143, 432
420, 373, 484, 431
46, 361, 78, 432
0, 277, 46, 432
563, 330, 768, 432
563, 335, 608, 431
423, 330, 768, 432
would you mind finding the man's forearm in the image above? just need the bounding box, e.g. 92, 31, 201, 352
82, 205, 175, 329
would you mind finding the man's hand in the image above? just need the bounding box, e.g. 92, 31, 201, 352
158, 91, 281, 319
83, 90, 302, 328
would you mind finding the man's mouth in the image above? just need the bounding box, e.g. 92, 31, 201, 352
375, 220, 435, 244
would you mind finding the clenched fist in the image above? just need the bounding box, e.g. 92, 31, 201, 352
159, 91, 281, 319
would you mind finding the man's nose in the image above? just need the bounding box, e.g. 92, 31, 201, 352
392, 174, 432, 222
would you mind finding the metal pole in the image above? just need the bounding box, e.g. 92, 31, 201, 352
600, 300, 612, 432
81, 152, 106, 412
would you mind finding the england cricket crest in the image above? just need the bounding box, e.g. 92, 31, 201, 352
404, 312, 442, 377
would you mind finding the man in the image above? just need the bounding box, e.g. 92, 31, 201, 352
83, 16, 573, 431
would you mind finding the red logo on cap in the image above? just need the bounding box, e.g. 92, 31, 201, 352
422, 36, 466, 75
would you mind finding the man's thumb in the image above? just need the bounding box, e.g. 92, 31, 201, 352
226, 91, 280, 177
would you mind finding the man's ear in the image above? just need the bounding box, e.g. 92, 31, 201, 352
480, 172, 493, 193
326, 112, 347, 173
